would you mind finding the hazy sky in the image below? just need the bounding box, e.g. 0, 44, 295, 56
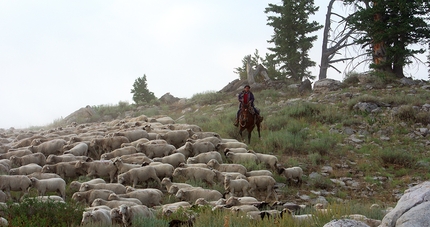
1, 1, 428, 129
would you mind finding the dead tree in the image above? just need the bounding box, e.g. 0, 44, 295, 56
318, 0, 356, 80
246, 55, 272, 85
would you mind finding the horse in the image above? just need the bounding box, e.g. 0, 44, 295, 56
238, 103, 262, 144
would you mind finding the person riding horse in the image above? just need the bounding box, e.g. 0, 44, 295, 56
234, 85, 262, 127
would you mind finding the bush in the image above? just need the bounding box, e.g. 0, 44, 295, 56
378, 148, 416, 168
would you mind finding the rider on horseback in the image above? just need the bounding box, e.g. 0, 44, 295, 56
234, 85, 262, 127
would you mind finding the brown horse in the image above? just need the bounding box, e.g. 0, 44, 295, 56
238, 103, 262, 143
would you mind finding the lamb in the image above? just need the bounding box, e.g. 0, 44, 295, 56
186, 151, 223, 164
216, 142, 247, 152
117, 166, 161, 188
29, 177, 66, 200
9, 163, 43, 175
119, 188, 164, 207
175, 187, 223, 204
107, 193, 142, 205
212, 170, 247, 183
144, 162, 175, 179
152, 152, 186, 168
119, 204, 155, 227
248, 150, 278, 170
207, 159, 247, 175
69, 178, 106, 191
100, 146, 138, 160
72, 189, 115, 205
225, 152, 258, 164
28, 139, 67, 156
80, 209, 112, 226
45, 154, 91, 164
62, 142, 88, 156
223, 147, 248, 154
136, 143, 176, 159
157, 130, 191, 148
161, 177, 193, 193
0, 175, 32, 199
247, 176, 278, 201
112, 158, 141, 174
9, 153, 46, 167
91, 198, 140, 209
79, 183, 127, 194
172, 167, 216, 186
224, 175, 250, 197
276, 166, 303, 185
74, 160, 118, 183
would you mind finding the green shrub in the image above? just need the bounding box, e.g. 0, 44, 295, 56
307, 133, 337, 156
378, 148, 416, 168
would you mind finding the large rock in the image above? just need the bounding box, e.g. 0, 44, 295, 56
313, 78, 342, 93
159, 92, 180, 104
380, 181, 430, 227
63, 105, 96, 124
323, 219, 370, 227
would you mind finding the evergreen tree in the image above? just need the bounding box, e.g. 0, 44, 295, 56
344, 0, 430, 78
130, 74, 156, 105
265, 0, 322, 82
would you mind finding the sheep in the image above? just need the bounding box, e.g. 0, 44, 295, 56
0, 217, 8, 227
157, 130, 191, 148
172, 167, 216, 186
0, 191, 6, 203
194, 198, 226, 207
224, 196, 260, 207
72, 189, 115, 205
152, 153, 186, 168
69, 178, 106, 191
121, 137, 150, 148
142, 162, 175, 179
114, 153, 152, 165
81, 209, 112, 226
91, 198, 139, 209
26, 172, 62, 180
175, 187, 223, 204
223, 147, 248, 154
45, 154, 91, 164
79, 183, 127, 194
188, 130, 220, 140
158, 201, 192, 217
187, 136, 222, 148
136, 143, 176, 158
230, 204, 260, 214
100, 146, 138, 160
119, 188, 164, 207
9, 163, 43, 175
212, 170, 247, 184
248, 150, 278, 170
113, 157, 140, 173
113, 129, 149, 142
29, 177, 66, 200
186, 151, 223, 164
9, 153, 46, 167
119, 204, 155, 227
276, 166, 303, 185
177, 163, 209, 169
216, 142, 247, 152
110, 207, 123, 225
74, 160, 118, 183
247, 176, 278, 201
62, 142, 88, 156
0, 175, 28, 199
28, 138, 67, 156
0, 148, 32, 159
224, 175, 250, 197
117, 166, 161, 188
89, 136, 130, 158
107, 193, 142, 205
161, 177, 193, 194
41, 161, 85, 179
33, 195, 65, 203
207, 159, 247, 175
225, 152, 258, 164
245, 170, 273, 177
189, 141, 216, 156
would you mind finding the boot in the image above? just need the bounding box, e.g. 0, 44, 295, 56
233, 118, 239, 126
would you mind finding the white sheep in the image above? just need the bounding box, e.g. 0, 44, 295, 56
113, 153, 152, 165
223, 147, 248, 154
216, 142, 247, 152
224, 175, 250, 197
9, 163, 43, 175
145, 162, 175, 179
74, 160, 118, 183
100, 146, 137, 160
161, 177, 193, 193
9, 153, 46, 167
248, 150, 278, 170
186, 151, 223, 164
119, 188, 164, 207
79, 183, 127, 194
152, 153, 186, 168
117, 166, 161, 189
91, 198, 139, 209
0, 175, 32, 199
207, 159, 247, 175
112, 158, 141, 174
175, 187, 223, 204
225, 152, 258, 164
69, 178, 107, 192
81, 209, 112, 226
72, 189, 115, 205
119, 204, 155, 227
172, 167, 216, 186
245, 170, 273, 177
277, 166, 303, 185
29, 177, 66, 200
0, 217, 8, 227
247, 176, 278, 201
136, 143, 176, 158
107, 193, 142, 205
63, 142, 88, 156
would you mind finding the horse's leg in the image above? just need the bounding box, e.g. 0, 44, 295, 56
247, 129, 252, 144
257, 122, 261, 139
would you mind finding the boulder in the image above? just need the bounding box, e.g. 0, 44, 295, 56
380, 181, 430, 227
313, 78, 342, 93
323, 219, 370, 227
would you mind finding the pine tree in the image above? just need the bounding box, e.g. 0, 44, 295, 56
265, 0, 322, 82
130, 74, 156, 105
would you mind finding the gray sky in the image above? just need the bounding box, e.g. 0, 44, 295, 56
0, 1, 428, 129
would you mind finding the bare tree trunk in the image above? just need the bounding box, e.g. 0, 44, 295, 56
246, 56, 272, 85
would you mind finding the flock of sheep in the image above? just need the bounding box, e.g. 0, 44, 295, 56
0, 115, 305, 226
